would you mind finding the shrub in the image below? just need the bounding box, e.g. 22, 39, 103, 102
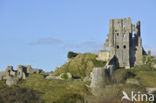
142, 56, 146, 63
111, 69, 135, 84
94, 60, 106, 67
67, 51, 78, 59
0, 86, 44, 103
0, 80, 7, 89
142, 56, 153, 68
135, 71, 156, 87
54, 53, 106, 79
86, 84, 146, 103
61, 73, 68, 80
152, 59, 156, 64
130, 65, 154, 73
55, 93, 84, 103
18, 74, 90, 103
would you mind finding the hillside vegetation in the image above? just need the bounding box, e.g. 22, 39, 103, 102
0, 54, 156, 103
18, 74, 90, 103
54, 53, 106, 79
0, 80, 44, 103
0, 74, 90, 103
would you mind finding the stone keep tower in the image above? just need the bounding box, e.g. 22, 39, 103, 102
97, 18, 145, 68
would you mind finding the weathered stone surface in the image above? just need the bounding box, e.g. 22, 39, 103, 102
16, 65, 43, 79
6, 77, 18, 86
96, 50, 109, 61
66, 72, 72, 79
10, 71, 16, 76
5, 66, 13, 72
91, 55, 121, 96
152, 64, 156, 69
126, 79, 140, 85
17, 65, 27, 79
45, 75, 60, 80
146, 88, 156, 94
5, 66, 17, 76
90, 67, 106, 96
90, 67, 105, 88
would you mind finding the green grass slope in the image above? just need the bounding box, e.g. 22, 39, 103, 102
18, 74, 90, 103
54, 53, 106, 79
0, 80, 44, 103
0, 56, 155, 103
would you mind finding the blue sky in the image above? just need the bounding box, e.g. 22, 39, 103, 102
0, 0, 156, 71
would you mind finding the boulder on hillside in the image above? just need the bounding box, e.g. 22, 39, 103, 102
6, 77, 19, 86
152, 64, 156, 69
146, 87, 156, 94
45, 75, 60, 80
126, 78, 140, 85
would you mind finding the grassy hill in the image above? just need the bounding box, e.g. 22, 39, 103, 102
0, 74, 90, 103
0, 55, 156, 103
54, 53, 106, 79
18, 74, 90, 103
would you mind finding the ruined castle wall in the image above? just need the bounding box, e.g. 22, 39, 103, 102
130, 21, 143, 66
97, 17, 145, 68
109, 18, 131, 68
96, 50, 109, 61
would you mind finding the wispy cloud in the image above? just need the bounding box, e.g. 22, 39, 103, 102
63, 41, 103, 48
82, 41, 103, 48
29, 37, 63, 46
62, 41, 103, 53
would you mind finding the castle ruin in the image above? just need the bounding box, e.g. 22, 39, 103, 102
91, 18, 151, 93
0, 65, 43, 86
97, 17, 148, 68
